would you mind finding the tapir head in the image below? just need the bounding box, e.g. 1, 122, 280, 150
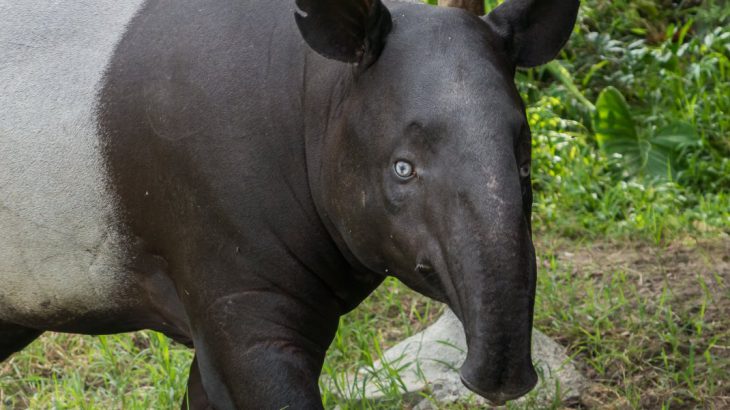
296, 0, 579, 404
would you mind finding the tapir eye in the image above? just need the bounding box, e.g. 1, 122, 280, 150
394, 160, 415, 179
519, 163, 531, 178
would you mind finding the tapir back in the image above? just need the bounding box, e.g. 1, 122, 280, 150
0, 1, 145, 327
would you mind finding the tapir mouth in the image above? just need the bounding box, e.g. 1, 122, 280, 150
459, 369, 538, 406
455, 309, 538, 406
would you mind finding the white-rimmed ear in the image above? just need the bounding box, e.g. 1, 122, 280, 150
295, 0, 392, 67
484, 0, 580, 67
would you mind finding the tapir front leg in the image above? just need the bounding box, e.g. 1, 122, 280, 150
182, 356, 212, 410
184, 286, 341, 409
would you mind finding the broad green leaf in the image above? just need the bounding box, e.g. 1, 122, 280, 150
645, 143, 675, 179
593, 85, 700, 179
593, 86, 643, 172
651, 122, 700, 149
645, 122, 700, 178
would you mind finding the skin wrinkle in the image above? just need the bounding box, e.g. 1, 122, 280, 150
299, 50, 308, 123
17, 247, 49, 307
240, 241, 332, 319
0, 202, 82, 244
265, 18, 279, 78
236, 338, 311, 360
280, 172, 315, 227
278, 239, 348, 313
436, 236, 467, 322
81, 230, 108, 306
451, 202, 478, 319
205, 290, 331, 353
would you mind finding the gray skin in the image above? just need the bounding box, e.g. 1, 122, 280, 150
1, 0, 579, 408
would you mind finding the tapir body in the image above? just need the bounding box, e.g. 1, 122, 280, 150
0, 0, 579, 408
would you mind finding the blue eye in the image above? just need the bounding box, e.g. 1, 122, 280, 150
394, 160, 415, 179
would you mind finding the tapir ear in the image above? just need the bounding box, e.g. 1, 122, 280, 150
295, 0, 393, 67
483, 0, 580, 68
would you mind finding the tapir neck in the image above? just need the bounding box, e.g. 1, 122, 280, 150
297, 58, 371, 275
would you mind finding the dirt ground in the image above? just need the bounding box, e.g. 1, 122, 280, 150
538, 236, 730, 409
553, 237, 729, 326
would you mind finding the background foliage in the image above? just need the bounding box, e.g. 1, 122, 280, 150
519, 0, 729, 242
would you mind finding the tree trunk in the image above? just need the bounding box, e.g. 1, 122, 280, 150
437, 0, 485, 15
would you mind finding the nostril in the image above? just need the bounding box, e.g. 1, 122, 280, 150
415, 262, 434, 273
413, 260, 448, 303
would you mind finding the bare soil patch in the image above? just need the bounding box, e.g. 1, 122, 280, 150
553, 237, 729, 327
536, 236, 730, 409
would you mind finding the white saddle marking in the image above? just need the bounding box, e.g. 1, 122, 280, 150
0, 0, 145, 325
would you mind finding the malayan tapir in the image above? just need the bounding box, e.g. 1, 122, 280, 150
0, 0, 579, 408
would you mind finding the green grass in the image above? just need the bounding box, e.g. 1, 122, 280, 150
1, 331, 192, 409
534, 239, 729, 409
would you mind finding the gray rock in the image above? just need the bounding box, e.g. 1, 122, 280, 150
327, 308, 586, 408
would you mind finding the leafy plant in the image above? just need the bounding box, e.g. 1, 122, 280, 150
593, 86, 700, 179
